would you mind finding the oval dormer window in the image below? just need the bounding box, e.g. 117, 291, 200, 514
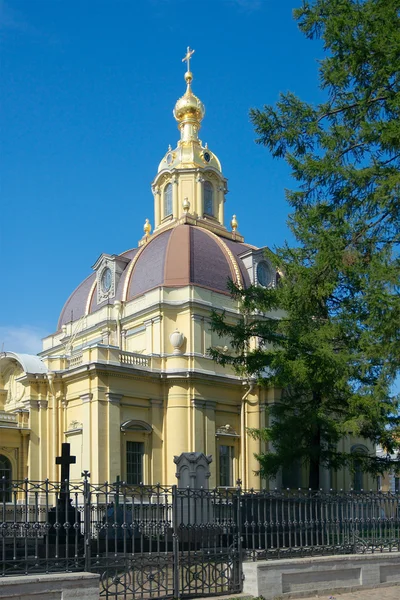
164, 183, 172, 217
257, 261, 272, 287
204, 181, 214, 216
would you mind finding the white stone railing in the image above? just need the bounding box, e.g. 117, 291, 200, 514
0, 411, 18, 425
68, 352, 83, 368
119, 351, 150, 368
66, 347, 151, 370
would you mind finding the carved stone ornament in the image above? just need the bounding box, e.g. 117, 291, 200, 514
68, 420, 82, 430
216, 424, 239, 437
169, 329, 185, 354
96, 259, 116, 304
6, 370, 25, 404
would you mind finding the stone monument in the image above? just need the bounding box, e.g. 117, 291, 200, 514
174, 452, 213, 527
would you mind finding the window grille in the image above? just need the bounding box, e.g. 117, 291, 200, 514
126, 441, 144, 484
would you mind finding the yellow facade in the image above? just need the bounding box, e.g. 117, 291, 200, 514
0, 51, 375, 491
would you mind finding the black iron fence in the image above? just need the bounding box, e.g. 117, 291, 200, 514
1, 476, 400, 599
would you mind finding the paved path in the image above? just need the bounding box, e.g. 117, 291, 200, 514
300, 583, 400, 599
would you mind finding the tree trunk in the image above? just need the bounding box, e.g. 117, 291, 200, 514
308, 419, 321, 490
308, 456, 320, 490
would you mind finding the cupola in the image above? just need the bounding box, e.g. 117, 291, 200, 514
152, 48, 227, 232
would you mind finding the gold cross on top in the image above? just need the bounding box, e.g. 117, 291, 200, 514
182, 46, 195, 72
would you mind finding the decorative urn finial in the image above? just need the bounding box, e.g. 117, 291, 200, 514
169, 329, 185, 355
231, 214, 238, 232
183, 197, 190, 214
143, 218, 152, 237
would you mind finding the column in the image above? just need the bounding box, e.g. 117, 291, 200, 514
246, 394, 261, 489
217, 184, 225, 225
196, 175, 204, 217
165, 383, 189, 483
153, 187, 161, 228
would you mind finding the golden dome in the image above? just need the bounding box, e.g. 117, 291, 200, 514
173, 71, 205, 124
157, 48, 222, 174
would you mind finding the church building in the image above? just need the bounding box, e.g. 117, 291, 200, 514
0, 50, 373, 491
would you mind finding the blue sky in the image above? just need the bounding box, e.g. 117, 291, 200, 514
1, 0, 326, 353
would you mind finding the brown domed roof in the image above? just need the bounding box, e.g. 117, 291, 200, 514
57, 224, 256, 330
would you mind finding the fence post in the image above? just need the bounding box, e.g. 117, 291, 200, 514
82, 471, 91, 572
172, 485, 180, 599
236, 479, 243, 589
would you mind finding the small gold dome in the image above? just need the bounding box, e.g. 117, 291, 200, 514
173, 72, 205, 124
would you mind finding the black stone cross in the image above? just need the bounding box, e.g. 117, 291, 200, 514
56, 443, 76, 495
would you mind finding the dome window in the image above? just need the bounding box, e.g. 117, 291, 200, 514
204, 181, 214, 216
164, 183, 172, 217
256, 261, 273, 288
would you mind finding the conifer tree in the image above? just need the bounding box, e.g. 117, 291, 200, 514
211, 0, 400, 489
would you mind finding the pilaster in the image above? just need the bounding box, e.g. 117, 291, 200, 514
246, 394, 261, 489
218, 184, 224, 224
106, 393, 122, 482
153, 187, 161, 228
205, 400, 216, 488
38, 400, 48, 481
196, 175, 204, 216
80, 393, 92, 476
26, 400, 40, 480
191, 399, 205, 453
172, 175, 179, 218
191, 315, 203, 354
150, 398, 163, 483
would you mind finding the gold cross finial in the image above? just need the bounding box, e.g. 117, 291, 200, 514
182, 46, 195, 72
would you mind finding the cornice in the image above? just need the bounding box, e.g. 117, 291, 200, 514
106, 392, 123, 405
80, 393, 93, 403
42, 293, 241, 359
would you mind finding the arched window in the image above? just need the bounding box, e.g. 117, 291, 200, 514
204, 181, 214, 216
164, 183, 172, 217
121, 420, 152, 485
0, 455, 12, 502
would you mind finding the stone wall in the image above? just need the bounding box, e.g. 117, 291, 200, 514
0, 572, 99, 600
243, 553, 400, 599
